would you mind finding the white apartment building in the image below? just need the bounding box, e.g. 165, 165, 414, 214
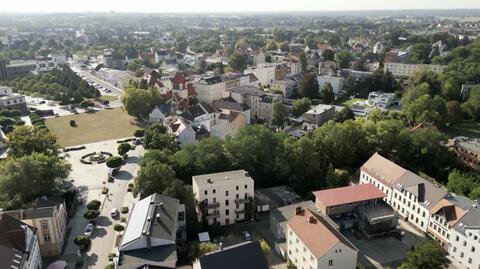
192, 170, 254, 226
384, 63, 446, 78
244, 64, 276, 86
286, 208, 358, 269
367, 91, 396, 109
449, 206, 480, 269
317, 75, 345, 96
360, 153, 447, 233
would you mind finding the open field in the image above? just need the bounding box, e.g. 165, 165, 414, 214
46, 108, 140, 147
443, 121, 480, 138
98, 95, 118, 102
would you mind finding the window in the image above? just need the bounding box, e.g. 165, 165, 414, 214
456, 236, 460, 241
204, 190, 208, 195
328, 259, 333, 266
43, 233, 51, 241
225, 191, 229, 196
464, 241, 467, 247
453, 247, 457, 252
460, 252, 464, 258
225, 209, 229, 215
41, 221, 48, 230
225, 200, 229, 206
245, 193, 248, 199
213, 189, 216, 194
244, 184, 248, 189
236, 186, 239, 190
236, 194, 239, 199
468, 258, 472, 264
472, 246, 475, 252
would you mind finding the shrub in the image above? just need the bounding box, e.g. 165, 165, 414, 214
120, 217, 126, 222
101, 187, 109, 194
70, 120, 76, 127
117, 143, 132, 156
105, 263, 114, 269
80, 100, 94, 108
106, 156, 123, 168
121, 207, 129, 214
74, 235, 91, 251
134, 128, 145, 137
83, 210, 100, 220
86, 200, 101, 210
114, 224, 124, 232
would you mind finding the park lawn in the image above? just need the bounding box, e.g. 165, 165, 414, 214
443, 121, 480, 139
98, 95, 118, 102
46, 108, 140, 147
342, 98, 366, 107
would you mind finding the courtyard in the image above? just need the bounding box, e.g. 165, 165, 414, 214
45, 108, 141, 147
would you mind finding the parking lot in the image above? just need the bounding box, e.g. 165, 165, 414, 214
60, 138, 144, 268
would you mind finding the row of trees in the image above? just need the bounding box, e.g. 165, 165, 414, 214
3, 66, 100, 104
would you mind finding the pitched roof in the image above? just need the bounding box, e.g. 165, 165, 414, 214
0, 213, 33, 269
197, 241, 268, 269
394, 171, 447, 210
287, 209, 357, 259
313, 184, 386, 207
171, 72, 187, 85
430, 194, 472, 226
453, 204, 480, 235
361, 152, 407, 187
4, 196, 65, 220
213, 98, 249, 112
186, 83, 197, 97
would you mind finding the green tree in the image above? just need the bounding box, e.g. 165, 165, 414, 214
0, 153, 71, 209
86, 200, 101, 210
299, 52, 307, 72
278, 41, 289, 52
83, 209, 100, 220
121, 88, 164, 119
324, 164, 350, 188
320, 82, 335, 104
117, 143, 132, 156
463, 87, 480, 121
74, 235, 91, 251
322, 49, 335, 61
292, 97, 311, 117
447, 170, 480, 199
113, 224, 124, 232
228, 52, 248, 72
335, 51, 352, 69
334, 107, 355, 123
259, 239, 271, 258
287, 261, 297, 269
266, 41, 278, 51
144, 124, 177, 150
399, 242, 450, 269
445, 101, 463, 125
408, 43, 431, 64
6, 125, 58, 157
133, 162, 176, 198
298, 73, 318, 99
272, 102, 288, 127
106, 156, 123, 168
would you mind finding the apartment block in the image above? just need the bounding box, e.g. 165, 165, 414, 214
384, 63, 446, 78
192, 170, 254, 226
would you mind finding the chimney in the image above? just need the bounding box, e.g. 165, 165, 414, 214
294, 206, 304, 216
308, 215, 317, 224
244, 171, 250, 177
417, 183, 425, 203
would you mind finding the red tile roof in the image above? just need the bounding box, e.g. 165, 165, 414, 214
171, 72, 187, 85
313, 183, 386, 207
187, 83, 197, 97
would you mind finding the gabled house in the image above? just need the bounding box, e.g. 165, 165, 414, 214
167, 117, 196, 145
193, 241, 268, 269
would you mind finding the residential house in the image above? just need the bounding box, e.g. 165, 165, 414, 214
167, 117, 196, 145
4, 197, 67, 257
0, 86, 27, 112
192, 170, 254, 226
452, 136, 480, 172
192, 241, 268, 269
373, 42, 384, 54
449, 205, 480, 269
180, 102, 218, 130
103, 48, 126, 70
384, 63, 445, 78
286, 208, 358, 269
301, 104, 336, 131
0, 213, 42, 269
117, 193, 186, 269
210, 111, 247, 139
5, 60, 37, 79
317, 75, 345, 96
367, 91, 396, 109
148, 106, 167, 124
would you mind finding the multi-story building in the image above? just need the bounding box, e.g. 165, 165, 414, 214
286, 208, 358, 269
384, 63, 446, 78
5, 60, 37, 79
360, 153, 448, 233
317, 75, 345, 96
194, 73, 257, 103
0, 213, 42, 269
0, 86, 27, 112
453, 136, 480, 172
192, 170, 254, 226
117, 193, 186, 269
193, 241, 268, 269
449, 205, 480, 269
367, 91, 396, 109
301, 104, 336, 131
4, 197, 68, 257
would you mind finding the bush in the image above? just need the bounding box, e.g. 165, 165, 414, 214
70, 120, 76, 127
86, 200, 101, 210
120, 217, 127, 222
101, 187, 109, 194
121, 207, 129, 214
134, 128, 145, 137
74, 235, 91, 251
105, 263, 114, 269
83, 210, 100, 220
106, 156, 123, 168
80, 100, 94, 108
118, 143, 132, 156
114, 224, 124, 232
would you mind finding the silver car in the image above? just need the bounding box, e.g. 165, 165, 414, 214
84, 223, 94, 237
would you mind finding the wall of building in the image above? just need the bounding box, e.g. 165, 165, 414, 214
449, 228, 480, 269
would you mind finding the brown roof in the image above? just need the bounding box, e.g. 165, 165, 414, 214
171, 72, 187, 85
187, 83, 196, 97
313, 184, 386, 207
430, 199, 468, 226
0, 213, 35, 269
287, 209, 357, 259
361, 153, 407, 187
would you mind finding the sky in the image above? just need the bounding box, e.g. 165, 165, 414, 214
1, 0, 480, 13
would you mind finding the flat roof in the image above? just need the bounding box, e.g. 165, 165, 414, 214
192, 169, 253, 187
254, 186, 301, 209
313, 184, 386, 207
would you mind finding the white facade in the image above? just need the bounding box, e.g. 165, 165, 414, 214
384, 63, 446, 78
244, 65, 276, 86
192, 170, 254, 226
367, 91, 396, 109
25, 225, 43, 269
148, 106, 166, 124
450, 225, 480, 269
195, 80, 226, 103
317, 76, 345, 95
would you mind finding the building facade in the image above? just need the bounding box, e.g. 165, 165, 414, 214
192, 170, 254, 226
453, 136, 480, 172
384, 63, 446, 78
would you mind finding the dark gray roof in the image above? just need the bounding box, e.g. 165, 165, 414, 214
394, 171, 447, 210
119, 244, 177, 269
213, 98, 249, 112
453, 204, 480, 235
203, 76, 223, 85
181, 105, 206, 121
0, 213, 31, 269
198, 241, 268, 269
4, 196, 65, 220
199, 102, 217, 114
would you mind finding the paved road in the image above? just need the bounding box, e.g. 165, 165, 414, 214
69, 64, 125, 97
60, 139, 144, 269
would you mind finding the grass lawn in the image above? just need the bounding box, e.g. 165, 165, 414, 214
97, 95, 118, 102
443, 121, 480, 138
46, 108, 140, 147
342, 98, 366, 107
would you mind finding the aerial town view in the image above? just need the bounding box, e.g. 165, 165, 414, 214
0, 0, 480, 268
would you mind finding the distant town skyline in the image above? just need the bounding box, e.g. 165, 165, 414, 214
2, 0, 480, 13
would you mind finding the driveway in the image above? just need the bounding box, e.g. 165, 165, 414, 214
60, 138, 144, 268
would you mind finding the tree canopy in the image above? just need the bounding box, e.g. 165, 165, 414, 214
298, 73, 319, 99
399, 242, 450, 269
121, 87, 164, 119
6, 125, 59, 157
292, 97, 311, 117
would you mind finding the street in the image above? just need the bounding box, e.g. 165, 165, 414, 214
60, 139, 144, 268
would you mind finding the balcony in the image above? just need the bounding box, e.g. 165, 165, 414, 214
205, 210, 220, 219
235, 208, 245, 214
235, 197, 250, 204
201, 201, 220, 209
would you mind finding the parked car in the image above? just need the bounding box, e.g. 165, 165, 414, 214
111, 208, 119, 218
242, 231, 251, 241
84, 223, 94, 237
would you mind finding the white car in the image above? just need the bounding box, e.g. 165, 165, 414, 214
111, 208, 119, 218
84, 223, 94, 237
